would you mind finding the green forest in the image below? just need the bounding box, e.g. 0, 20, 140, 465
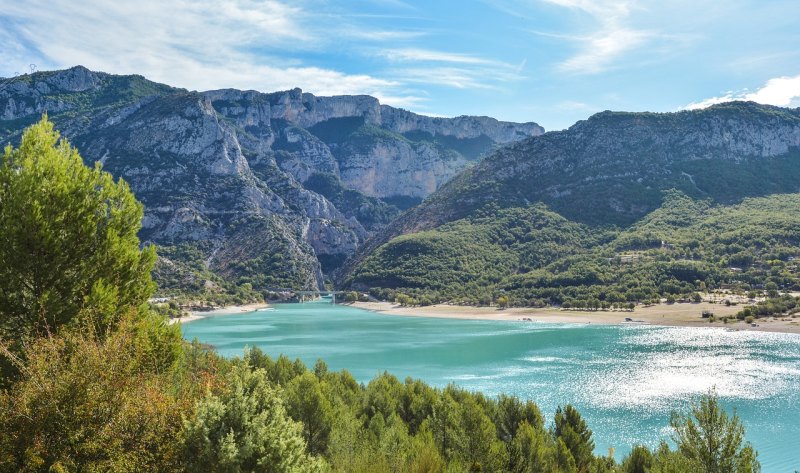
0, 118, 762, 472
349, 190, 800, 318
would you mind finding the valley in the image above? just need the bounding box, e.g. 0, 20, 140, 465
3, 1, 799, 470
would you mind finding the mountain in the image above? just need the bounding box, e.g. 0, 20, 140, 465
0, 66, 542, 296
342, 102, 800, 306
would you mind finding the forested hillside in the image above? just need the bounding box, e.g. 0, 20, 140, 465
344, 102, 800, 310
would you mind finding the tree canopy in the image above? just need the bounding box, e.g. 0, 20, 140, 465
0, 115, 156, 344
670, 393, 760, 473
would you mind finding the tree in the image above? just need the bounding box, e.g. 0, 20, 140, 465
765, 282, 779, 299
0, 116, 156, 345
553, 405, 595, 472
496, 295, 510, 309
181, 363, 322, 472
493, 394, 544, 442
508, 421, 557, 473
669, 392, 760, 473
407, 427, 445, 473
286, 371, 334, 455
456, 396, 507, 472
428, 394, 461, 462
621, 445, 654, 473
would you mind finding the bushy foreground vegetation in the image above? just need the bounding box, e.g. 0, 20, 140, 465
0, 118, 761, 472
350, 190, 800, 318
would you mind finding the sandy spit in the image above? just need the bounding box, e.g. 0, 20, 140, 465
350, 301, 800, 334
168, 302, 270, 325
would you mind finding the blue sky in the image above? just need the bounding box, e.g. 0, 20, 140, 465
2, 0, 799, 130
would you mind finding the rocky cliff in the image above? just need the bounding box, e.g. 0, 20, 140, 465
0, 66, 541, 294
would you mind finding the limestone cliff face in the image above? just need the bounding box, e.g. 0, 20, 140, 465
336, 138, 465, 199
378, 106, 543, 143
205, 86, 544, 140
0, 66, 541, 292
203, 87, 543, 200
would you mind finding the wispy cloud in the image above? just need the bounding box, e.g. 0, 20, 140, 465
378, 47, 526, 90
342, 29, 428, 41
537, 0, 661, 74
683, 74, 800, 110
557, 28, 652, 74
555, 100, 594, 111
2, 0, 532, 115
393, 65, 525, 90
0, 0, 426, 105
391, 67, 491, 90
380, 48, 499, 65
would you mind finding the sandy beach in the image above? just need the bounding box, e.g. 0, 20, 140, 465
169, 302, 270, 325
351, 301, 800, 334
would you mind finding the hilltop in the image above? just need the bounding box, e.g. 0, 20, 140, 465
343, 102, 800, 310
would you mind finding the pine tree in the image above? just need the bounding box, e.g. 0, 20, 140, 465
182, 363, 322, 472
553, 405, 595, 472
670, 393, 760, 473
0, 116, 156, 343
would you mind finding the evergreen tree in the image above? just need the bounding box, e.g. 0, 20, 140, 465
286, 371, 334, 455
620, 445, 654, 473
181, 363, 322, 472
0, 116, 155, 345
669, 393, 760, 473
553, 405, 595, 472
457, 396, 507, 472
509, 421, 556, 473
493, 394, 544, 442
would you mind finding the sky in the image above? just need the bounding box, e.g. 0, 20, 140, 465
1, 0, 799, 130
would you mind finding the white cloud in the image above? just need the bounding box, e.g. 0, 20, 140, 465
557, 27, 652, 74
0, 0, 424, 100
746, 75, 800, 107
343, 30, 427, 41
555, 100, 593, 111
542, 0, 632, 19
683, 74, 800, 110
2, 0, 525, 114
378, 48, 526, 90
391, 66, 524, 90
371, 93, 429, 109
381, 48, 499, 65
538, 0, 659, 74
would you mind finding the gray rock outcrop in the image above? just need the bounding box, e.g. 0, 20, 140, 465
0, 66, 542, 292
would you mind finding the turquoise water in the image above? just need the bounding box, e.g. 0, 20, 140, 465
182, 301, 800, 472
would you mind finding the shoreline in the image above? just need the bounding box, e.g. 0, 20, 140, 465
350, 301, 800, 334
168, 302, 270, 325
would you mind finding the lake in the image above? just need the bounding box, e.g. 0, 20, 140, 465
182, 300, 800, 472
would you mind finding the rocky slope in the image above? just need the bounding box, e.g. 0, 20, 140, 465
0, 66, 541, 294
342, 102, 800, 298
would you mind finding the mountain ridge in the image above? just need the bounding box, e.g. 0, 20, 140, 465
0, 66, 542, 296
341, 101, 800, 305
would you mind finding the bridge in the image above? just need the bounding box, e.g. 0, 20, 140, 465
294, 291, 348, 304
